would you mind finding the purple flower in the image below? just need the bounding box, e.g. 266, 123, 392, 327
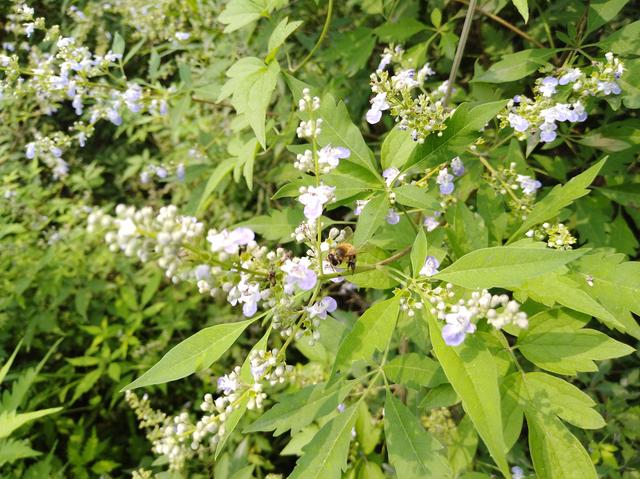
559, 68, 582, 85
354, 200, 369, 216
508, 113, 529, 133
281, 257, 317, 292
377, 53, 392, 72
424, 216, 439, 232
207, 227, 255, 254
217, 373, 239, 395
597, 81, 621, 95
539, 122, 557, 143
307, 296, 338, 319
436, 168, 454, 195
318, 145, 350, 171
194, 264, 211, 281
386, 208, 400, 225
539, 76, 558, 97
366, 93, 390, 125
442, 307, 476, 346
451, 157, 465, 176
298, 184, 335, 220
382, 167, 401, 187
419, 256, 440, 277
516, 175, 542, 195
25, 142, 36, 159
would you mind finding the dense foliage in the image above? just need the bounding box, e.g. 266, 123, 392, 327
1, 0, 639, 477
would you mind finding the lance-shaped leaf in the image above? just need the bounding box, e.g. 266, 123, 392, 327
332, 297, 400, 379
352, 194, 390, 247
383, 352, 446, 389
508, 159, 606, 242
244, 380, 357, 436
434, 245, 584, 289
427, 314, 511, 478
384, 391, 452, 479
473, 49, 556, 83
288, 404, 358, 479
0, 408, 63, 439
124, 319, 254, 390
518, 326, 634, 375
410, 229, 428, 278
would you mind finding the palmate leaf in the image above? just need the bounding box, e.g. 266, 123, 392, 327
384, 391, 451, 479
331, 296, 400, 380
0, 408, 63, 439
0, 438, 40, 467
508, 159, 606, 242
434, 244, 584, 289
426, 314, 511, 478
124, 319, 254, 390
288, 404, 358, 479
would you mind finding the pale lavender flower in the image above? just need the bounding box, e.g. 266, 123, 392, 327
298, 184, 335, 220
571, 101, 587, 122
386, 208, 400, 225
217, 373, 239, 395
558, 68, 582, 85
391, 69, 419, 90
442, 306, 476, 346
539, 122, 557, 142
539, 76, 559, 97
382, 167, 401, 187
366, 92, 390, 124
194, 264, 210, 281
281, 257, 317, 292
176, 163, 185, 181
208, 227, 255, 254
419, 256, 440, 277
451, 157, 464, 176
318, 145, 350, 171
511, 466, 525, 479
508, 113, 529, 133
377, 52, 392, 72
175, 32, 191, 41
597, 81, 621, 95
424, 216, 439, 232
516, 175, 542, 195
354, 199, 369, 216
307, 296, 338, 319
436, 168, 454, 195
25, 142, 36, 159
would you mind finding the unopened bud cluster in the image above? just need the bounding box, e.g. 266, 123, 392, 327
526, 222, 576, 249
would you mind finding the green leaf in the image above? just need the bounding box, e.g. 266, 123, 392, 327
407, 101, 508, 171
426, 314, 510, 478
392, 185, 440, 211
0, 408, 63, 439
384, 391, 451, 479
518, 326, 634, 375
383, 352, 445, 389
570, 250, 640, 339
317, 94, 377, 174
0, 439, 40, 467
124, 319, 254, 390
587, 0, 630, 35
374, 18, 427, 42
526, 407, 597, 479
381, 126, 418, 170
410, 229, 428, 278
332, 297, 400, 376
352, 194, 389, 247
0, 340, 22, 385
195, 158, 237, 214
219, 0, 268, 33
512, 0, 529, 23
235, 208, 304, 243
111, 32, 125, 56
288, 404, 358, 479
516, 272, 625, 332
220, 58, 280, 148
512, 372, 605, 429
508, 159, 606, 242
435, 245, 585, 289
597, 183, 640, 208
599, 20, 640, 55
267, 18, 303, 58
472, 49, 556, 83
348, 246, 400, 290
244, 381, 356, 436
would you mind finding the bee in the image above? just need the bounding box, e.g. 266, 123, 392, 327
328, 243, 357, 272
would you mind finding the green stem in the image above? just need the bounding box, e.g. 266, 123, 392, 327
291, 0, 334, 73
444, 0, 477, 106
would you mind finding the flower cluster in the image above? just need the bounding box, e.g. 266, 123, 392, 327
526, 222, 577, 249
366, 45, 452, 143
0, 2, 170, 178
500, 53, 624, 143
426, 286, 528, 346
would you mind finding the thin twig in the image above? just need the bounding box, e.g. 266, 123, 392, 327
456, 0, 545, 49
290, 0, 334, 73
444, 0, 477, 106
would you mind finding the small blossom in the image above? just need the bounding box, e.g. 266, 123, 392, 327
539, 76, 558, 97
451, 157, 464, 176
207, 227, 255, 255
382, 167, 401, 187
298, 184, 335, 220
306, 296, 338, 319
386, 208, 400, 225
420, 256, 440, 277
175, 32, 190, 41
597, 81, 621, 95
442, 307, 476, 346
423, 216, 439, 232
436, 168, 454, 195
366, 92, 390, 124
377, 52, 392, 72
317, 145, 350, 172
539, 122, 557, 143
281, 257, 317, 292
559, 68, 582, 85
511, 466, 525, 479
508, 113, 529, 133
516, 175, 542, 195
354, 199, 369, 216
